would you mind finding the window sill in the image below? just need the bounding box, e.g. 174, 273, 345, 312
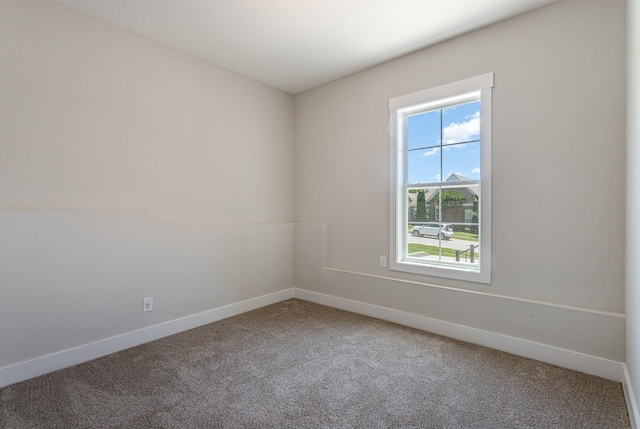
390, 259, 491, 284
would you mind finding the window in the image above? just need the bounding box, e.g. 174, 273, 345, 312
389, 73, 493, 283
464, 209, 473, 223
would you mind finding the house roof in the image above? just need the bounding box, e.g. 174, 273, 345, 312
425, 174, 479, 203
408, 174, 479, 208
446, 173, 472, 182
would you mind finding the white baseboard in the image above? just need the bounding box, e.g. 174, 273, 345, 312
293, 288, 625, 382
623, 364, 640, 429
3, 286, 636, 424
0, 288, 295, 388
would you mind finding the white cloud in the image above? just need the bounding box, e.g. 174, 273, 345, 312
442, 112, 480, 144
422, 147, 440, 157
472, 168, 481, 174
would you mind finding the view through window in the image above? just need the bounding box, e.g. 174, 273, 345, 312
406, 97, 481, 266
389, 73, 492, 283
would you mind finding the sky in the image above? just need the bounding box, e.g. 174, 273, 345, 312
407, 101, 480, 184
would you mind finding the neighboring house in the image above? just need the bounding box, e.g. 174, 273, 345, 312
408, 174, 479, 228
427, 174, 479, 227
408, 192, 417, 222
407, 189, 435, 222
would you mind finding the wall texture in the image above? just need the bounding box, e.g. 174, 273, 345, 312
627, 0, 640, 419
294, 0, 626, 365
1, 0, 294, 226
0, 0, 629, 391
0, 0, 294, 377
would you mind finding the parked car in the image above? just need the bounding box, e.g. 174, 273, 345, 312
411, 223, 453, 240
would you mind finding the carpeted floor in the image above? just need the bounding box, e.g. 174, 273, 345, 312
0, 299, 631, 428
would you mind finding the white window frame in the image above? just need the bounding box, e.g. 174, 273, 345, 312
389, 73, 493, 284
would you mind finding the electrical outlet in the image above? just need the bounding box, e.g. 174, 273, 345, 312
143, 297, 153, 313
380, 256, 387, 267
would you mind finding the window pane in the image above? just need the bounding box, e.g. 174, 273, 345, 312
407, 189, 430, 224
434, 185, 474, 224
437, 184, 480, 265
407, 148, 440, 184
390, 73, 491, 281
408, 110, 440, 150
442, 101, 480, 146
441, 142, 480, 181
405, 183, 480, 266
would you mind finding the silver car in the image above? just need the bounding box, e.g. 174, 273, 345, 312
411, 223, 453, 240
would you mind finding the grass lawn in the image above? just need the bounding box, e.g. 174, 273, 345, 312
408, 243, 480, 259
408, 243, 458, 258
453, 231, 479, 242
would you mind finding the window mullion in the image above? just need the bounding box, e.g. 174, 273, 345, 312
389, 72, 492, 283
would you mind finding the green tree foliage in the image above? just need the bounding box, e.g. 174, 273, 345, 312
416, 190, 428, 222
471, 194, 479, 234
433, 189, 466, 223
472, 194, 479, 224
441, 189, 466, 206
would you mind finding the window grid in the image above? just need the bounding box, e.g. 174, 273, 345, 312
389, 73, 493, 283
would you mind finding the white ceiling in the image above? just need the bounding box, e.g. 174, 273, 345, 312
53, 0, 558, 94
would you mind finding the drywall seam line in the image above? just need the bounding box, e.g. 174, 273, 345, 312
314, 223, 624, 319
0, 207, 293, 229
322, 266, 624, 319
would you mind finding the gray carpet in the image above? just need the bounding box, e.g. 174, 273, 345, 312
0, 299, 631, 428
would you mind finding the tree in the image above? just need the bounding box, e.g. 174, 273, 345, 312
434, 189, 466, 223
416, 190, 428, 222
441, 189, 466, 206
471, 194, 479, 234
472, 194, 479, 224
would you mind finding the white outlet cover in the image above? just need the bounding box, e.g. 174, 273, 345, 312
143, 298, 153, 312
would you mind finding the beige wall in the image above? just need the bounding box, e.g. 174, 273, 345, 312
0, 0, 630, 388
0, 0, 294, 371
295, 0, 626, 361
1, 0, 294, 225
627, 0, 640, 419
